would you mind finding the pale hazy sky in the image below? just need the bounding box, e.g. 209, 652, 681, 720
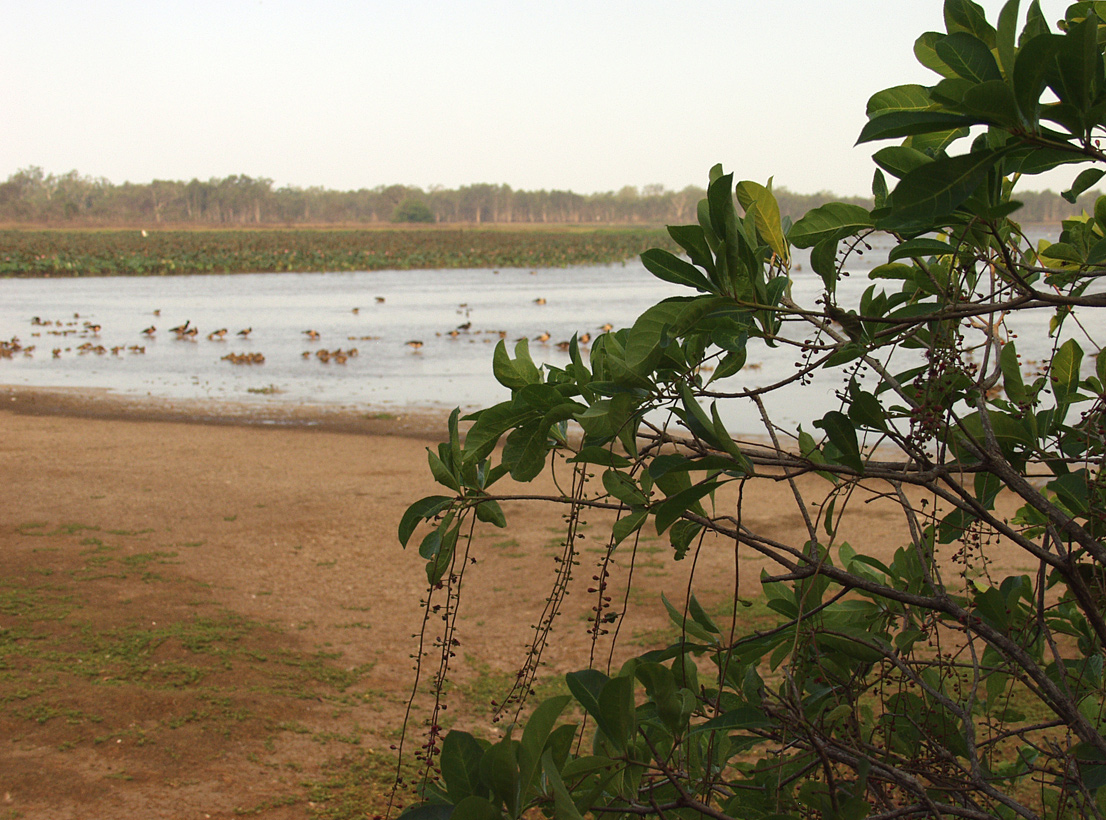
3, 1, 1076, 197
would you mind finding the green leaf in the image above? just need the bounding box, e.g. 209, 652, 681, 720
492, 339, 525, 390
596, 675, 636, 752
478, 739, 520, 817
872, 145, 934, 180
999, 341, 1027, 403
428, 448, 462, 493
502, 420, 551, 482
857, 110, 978, 144
788, 202, 873, 248
866, 84, 934, 116
625, 297, 693, 373
666, 224, 716, 275
474, 499, 506, 528
541, 749, 587, 820
464, 401, 539, 462
652, 480, 719, 534
641, 248, 713, 293
1062, 168, 1105, 203
399, 495, 454, 546
888, 237, 958, 261
1012, 32, 1063, 123
452, 794, 506, 820
440, 731, 488, 803
996, 0, 1020, 77
914, 31, 959, 79
944, 0, 997, 45
885, 147, 1007, 222
567, 446, 631, 468
1051, 338, 1083, 407
399, 805, 454, 820
661, 593, 715, 642
935, 31, 1002, 82
688, 594, 721, 634
518, 695, 571, 800
814, 410, 864, 473
565, 669, 607, 726
603, 469, 648, 507
960, 79, 1021, 126
693, 705, 774, 733
611, 509, 648, 545
736, 179, 790, 262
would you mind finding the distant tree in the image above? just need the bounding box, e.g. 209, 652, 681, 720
392, 197, 435, 223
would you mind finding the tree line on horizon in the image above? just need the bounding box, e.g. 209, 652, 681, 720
0, 165, 1095, 227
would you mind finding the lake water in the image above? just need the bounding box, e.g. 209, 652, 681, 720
0, 230, 1075, 434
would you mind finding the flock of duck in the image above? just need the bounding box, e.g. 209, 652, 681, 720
1, 301, 615, 368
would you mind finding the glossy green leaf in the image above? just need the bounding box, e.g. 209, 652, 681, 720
815, 410, 864, 473
960, 79, 1021, 125
596, 675, 636, 752
478, 736, 521, 817
1012, 32, 1063, 122
474, 499, 506, 528
652, 480, 718, 534
518, 695, 571, 800
788, 202, 873, 248
996, 0, 1020, 76
865, 84, 934, 116
914, 31, 959, 79
641, 248, 714, 293
944, 0, 997, 45
625, 298, 693, 373
440, 731, 488, 803
872, 146, 933, 180
693, 705, 774, 733
735, 179, 790, 262
428, 447, 461, 493
888, 237, 958, 261
1062, 168, 1105, 203
1051, 338, 1083, 407
540, 749, 587, 820
666, 223, 716, 275
886, 148, 1007, 222
503, 420, 551, 482
492, 339, 526, 390
935, 31, 1002, 83
603, 469, 647, 507
611, 509, 648, 544
999, 341, 1027, 403
399, 495, 454, 546
857, 109, 978, 144
566, 446, 631, 468
464, 401, 539, 462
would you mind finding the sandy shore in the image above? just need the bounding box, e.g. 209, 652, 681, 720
0, 384, 1031, 818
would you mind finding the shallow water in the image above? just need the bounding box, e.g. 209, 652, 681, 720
0, 230, 1075, 434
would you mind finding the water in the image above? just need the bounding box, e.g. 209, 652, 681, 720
0, 229, 1081, 434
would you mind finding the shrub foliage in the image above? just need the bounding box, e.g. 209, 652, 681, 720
397, 3, 1106, 818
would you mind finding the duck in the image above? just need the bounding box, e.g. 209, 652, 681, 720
304, 329, 321, 340
533, 297, 546, 305
142, 325, 156, 336
534, 331, 551, 343
207, 328, 228, 341
406, 340, 424, 350
237, 327, 252, 337
169, 320, 191, 334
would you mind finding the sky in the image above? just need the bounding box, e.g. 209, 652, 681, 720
2, 1, 1078, 198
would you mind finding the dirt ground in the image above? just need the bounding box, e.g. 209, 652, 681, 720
0, 385, 1033, 819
